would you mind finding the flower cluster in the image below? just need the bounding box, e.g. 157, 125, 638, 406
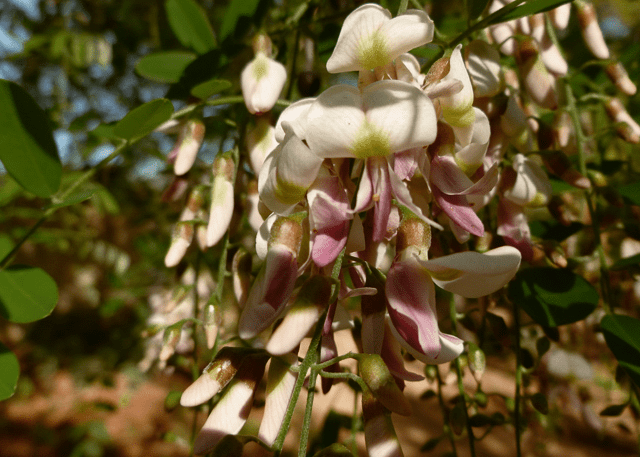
158, 2, 640, 455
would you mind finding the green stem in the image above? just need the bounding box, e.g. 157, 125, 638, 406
561, 76, 613, 314
397, 0, 409, 15
300, 354, 320, 457
0, 140, 127, 269
513, 300, 523, 457
436, 367, 458, 456
449, 296, 476, 457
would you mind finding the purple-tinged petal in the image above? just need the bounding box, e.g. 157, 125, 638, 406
238, 245, 298, 340
385, 258, 440, 359
388, 320, 464, 365
432, 186, 484, 237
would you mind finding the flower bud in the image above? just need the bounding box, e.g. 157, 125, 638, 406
159, 323, 182, 363
207, 152, 236, 247
467, 342, 486, 383
172, 119, 206, 176
362, 387, 404, 457
605, 97, 640, 144
516, 38, 557, 109
246, 117, 277, 174
165, 221, 194, 268
606, 62, 636, 96
576, 1, 610, 60
265, 276, 333, 356
232, 248, 252, 308
203, 303, 220, 349
396, 206, 431, 257
540, 150, 591, 189
180, 346, 261, 407
359, 354, 412, 416
180, 185, 207, 221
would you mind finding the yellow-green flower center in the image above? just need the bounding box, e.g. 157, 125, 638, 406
252, 54, 269, 81
350, 119, 391, 158
357, 31, 390, 70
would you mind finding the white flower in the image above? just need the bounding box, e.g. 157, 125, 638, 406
326, 3, 434, 73
241, 52, 287, 114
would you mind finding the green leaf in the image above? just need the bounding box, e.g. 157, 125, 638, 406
469, 0, 491, 20
114, 99, 174, 142
0, 341, 19, 401
135, 51, 197, 83
89, 123, 121, 141
165, 0, 216, 54
508, 267, 598, 327
49, 188, 96, 209
190, 79, 232, 99
601, 314, 640, 388
529, 392, 549, 415
0, 80, 61, 198
610, 253, 640, 271
529, 220, 584, 242
0, 235, 12, 260
487, 0, 573, 25
220, 0, 262, 41
618, 181, 640, 206
0, 266, 58, 323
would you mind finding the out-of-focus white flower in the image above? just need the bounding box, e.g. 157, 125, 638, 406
503, 154, 552, 207
241, 38, 287, 114
465, 40, 504, 98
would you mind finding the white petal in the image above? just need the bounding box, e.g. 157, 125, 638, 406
181, 371, 221, 407
465, 40, 503, 98
258, 356, 298, 446
275, 98, 315, 142
378, 9, 434, 61
388, 320, 464, 365
439, 45, 475, 128
193, 381, 254, 454
305, 85, 365, 158
421, 246, 522, 298
363, 80, 438, 153
327, 4, 392, 73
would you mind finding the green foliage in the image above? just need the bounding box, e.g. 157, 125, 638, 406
0, 266, 59, 323
488, 0, 574, 25
0, 341, 19, 401
508, 267, 598, 327
0, 80, 61, 198
220, 0, 264, 42
135, 52, 197, 83
166, 0, 217, 54
190, 79, 232, 100
618, 181, 640, 206
113, 99, 174, 142
601, 314, 640, 388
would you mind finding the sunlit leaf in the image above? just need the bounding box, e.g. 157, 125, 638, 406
135, 52, 197, 83
0, 266, 58, 323
618, 182, 640, 206
487, 0, 573, 25
190, 79, 232, 99
601, 314, 640, 388
165, 0, 217, 54
508, 267, 598, 327
0, 341, 19, 401
0, 80, 61, 198
220, 0, 263, 41
114, 99, 174, 142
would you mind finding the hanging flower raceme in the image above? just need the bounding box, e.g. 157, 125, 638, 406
241, 35, 287, 115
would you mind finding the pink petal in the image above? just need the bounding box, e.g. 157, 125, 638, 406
432, 186, 484, 237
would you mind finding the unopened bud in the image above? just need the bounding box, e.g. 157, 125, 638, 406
605, 98, 640, 144
361, 387, 404, 456
161, 177, 189, 203
540, 150, 591, 189
467, 342, 486, 383
173, 119, 206, 176
252, 34, 273, 56
180, 346, 261, 407
576, 1, 610, 59
203, 303, 220, 349
606, 62, 637, 96
517, 39, 558, 109
548, 195, 574, 226
269, 212, 306, 253
165, 221, 194, 268
359, 354, 412, 416
232, 248, 252, 308
180, 185, 207, 221
207, 152, 236, 247
396, 206, 431, 255
159, 323, 182, 362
